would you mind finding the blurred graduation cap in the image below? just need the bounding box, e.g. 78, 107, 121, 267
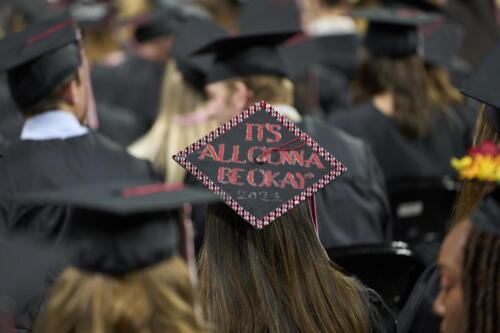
471, 189, 500, 236
171, 17, 228, 90
68, 0, 116, 30
0, 12, 82, 109
352, 8, 438, 58
422, 19, 464, 68
134, 8, 184, 43
173, 101, 346, 229
380, 0, 442, 12
461, 42, 500, 132
11, 182, 219, 275
192, 0, 301, 83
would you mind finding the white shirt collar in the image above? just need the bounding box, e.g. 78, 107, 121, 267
20, 110, 89, 141
307, 16, 357, 36
273, 104, 302, 123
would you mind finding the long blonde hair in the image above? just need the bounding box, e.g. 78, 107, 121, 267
37, 257, 210, 333
129, 60, 217, 183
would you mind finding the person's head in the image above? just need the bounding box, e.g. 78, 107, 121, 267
353, 9, 436, 139
433, 219, 471, 333
425, 65, 463, 111
0, 14, 91, 123
199, 202, 370, 333
38, 256, 209, 333
204, 75, 295, 124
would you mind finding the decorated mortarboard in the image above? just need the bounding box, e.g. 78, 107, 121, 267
471, 189, 500, 236
352, 8, 438, 58
171, 17, 229, 90
460, 42, 500, 132
192, 0, 301, 83
173, 101, 346, 229
10, 182, 219, 275
422, 19, 463, 67
134, 8, 183, 43
0, 13, 82, 109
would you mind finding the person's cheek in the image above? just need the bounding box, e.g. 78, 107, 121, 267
444, 286, 467, 333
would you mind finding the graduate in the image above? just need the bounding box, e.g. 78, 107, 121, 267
189, 0, 391, 248
329, 8, 470, 184
0, 13, 160, 238
10, 182, 217, 333
173, 101, 396, 333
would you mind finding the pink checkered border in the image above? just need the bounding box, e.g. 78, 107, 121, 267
172, 101, 347, 229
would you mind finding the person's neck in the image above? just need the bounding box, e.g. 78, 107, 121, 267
315, 4, 351, 19
372, 91, 394, 116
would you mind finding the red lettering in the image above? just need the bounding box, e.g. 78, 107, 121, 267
280, 151, 304, 166
266, 150, 282, 166
248, 146, 266, 162
198, 144, 220, 161
265, 124, 282, 143
231, 145, 246, 164
218, 167, 232, 184
280, 172, 303, 189
247, 169, 266, 187
217, 144, 232, 163
305, 153, 325, 169
265, 170, 281, 188
230, 168, 245, 185
245, 123, 265, 142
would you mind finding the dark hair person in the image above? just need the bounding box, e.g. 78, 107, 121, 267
330, 8, 470, 183
173, 102, 396, 333
451, 42, 500, 224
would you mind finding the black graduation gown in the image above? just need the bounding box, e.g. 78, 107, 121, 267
329, 102, 471, 183
0, 131, 161, 239
187, 116, 391, 251
0, 132, 160, 331
397, 264, 441, 333
0, 74, 23, 142
365, 288, 398, 333
298, 116, 391, 247
92, 53, 165, 133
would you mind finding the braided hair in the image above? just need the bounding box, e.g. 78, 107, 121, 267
462, 227, 500, 333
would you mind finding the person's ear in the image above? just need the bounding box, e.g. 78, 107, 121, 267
231, 81, 253, 110
60, 79, 80, 107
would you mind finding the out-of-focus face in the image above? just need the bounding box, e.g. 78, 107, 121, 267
204, 81, 246, 125
433, 220, 470, 333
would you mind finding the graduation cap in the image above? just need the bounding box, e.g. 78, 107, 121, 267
173, 101, 346, 229
461, 42, 500, 132
11, 182, 219, 275
352, 8, 438, 58
192, 0, 301, 83
0, 13, 82, 109
68, 0, 116, 30
471, 189, 500, 236
134, 8, 183, 43
422, 19, 464, 67
380, 0, 442, 12
171, 17, 228, 90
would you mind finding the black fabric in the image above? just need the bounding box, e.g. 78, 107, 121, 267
329, 102, 471, 183
0, 74, 23, 142
364, 288, 397, 333
96, 101, 145, 147
423, 19, 464, 67
397, 263, 441, 333
91, 53, 165, 131
188, 115, 391, 249
134, 9, 181, 43
239, 0, 301, 36
0, 131, 161, 239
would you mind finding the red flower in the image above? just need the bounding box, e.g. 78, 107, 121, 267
468, 141, 500, 157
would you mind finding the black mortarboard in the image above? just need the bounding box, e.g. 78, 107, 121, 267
173, 101, 346, 229
471, 189, 500, 236
11, 182, 219, 275
380, 0, 441, 12
0, 13, 82, 109
171, 17, 228, 90
352, 8, 438, 58
461, 42, 500, 132
422, 19, 463, 67
193, 0, 301, 83
68, 0, 116, 30
134, 9, 183, 43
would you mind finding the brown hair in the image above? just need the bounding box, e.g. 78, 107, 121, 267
225, 75, 295, 107
129, 60, 217, 182
37, 256, 210, 333
425, 65, 463, 112
462, 227, 500, 333
20, 71, 80, 116
452, 105, 500, 224
353, 53, 433, 139
199, 202, 371, 333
